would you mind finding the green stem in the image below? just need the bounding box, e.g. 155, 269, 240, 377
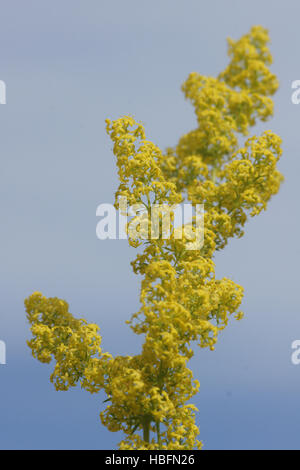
156, 421, 162, 448
142, 417, 151, 444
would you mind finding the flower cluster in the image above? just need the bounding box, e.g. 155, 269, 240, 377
25, 26, 283, 449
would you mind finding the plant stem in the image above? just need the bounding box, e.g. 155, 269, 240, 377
156, 421, 162, 448
143, 419, 150, 443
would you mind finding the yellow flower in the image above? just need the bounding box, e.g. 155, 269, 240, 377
25, 25, 283, 450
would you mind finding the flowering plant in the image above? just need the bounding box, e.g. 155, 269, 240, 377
25, 26, 283, 449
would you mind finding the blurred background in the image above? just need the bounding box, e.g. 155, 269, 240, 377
0, 0, 299, 450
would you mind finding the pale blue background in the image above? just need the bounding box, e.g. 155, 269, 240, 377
0, 0, 299, 449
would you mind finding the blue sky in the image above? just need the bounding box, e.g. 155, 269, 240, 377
1, 0, 300, 449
